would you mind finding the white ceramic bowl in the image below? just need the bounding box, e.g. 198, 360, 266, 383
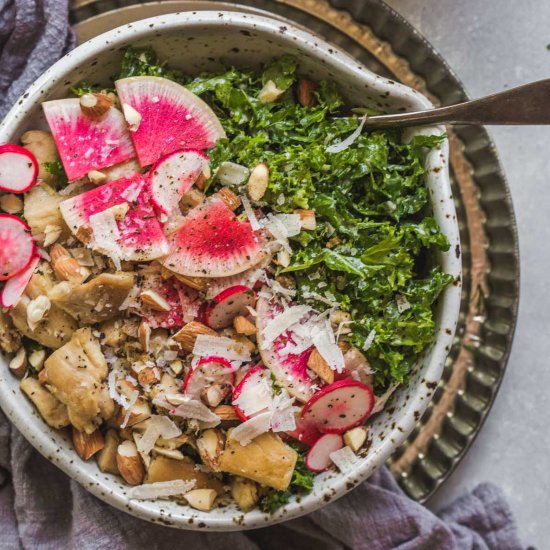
0, 11, 462, 530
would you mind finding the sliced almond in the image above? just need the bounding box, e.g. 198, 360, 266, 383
247, 162, 269, 201
233, 315, 256, 336
343, 426, 368, 452
211, 404, 240, 421
172, 321, 217, 354
152, 447, 185, 460
297, 79, 319, 107
79, 92, 113, 119
196, 429, 225, 471
116, 440, 145, 485
184, 488, 217, 511
295, 209, 317, 231
307, 348, 334, 384
72, 428, 105, 461
217, 187, 241, 211
9, 347, 27, 379
50, 243, 90, 284
138, 321, 151, 352
140, 289, 171, 312
87, 169, 108, 185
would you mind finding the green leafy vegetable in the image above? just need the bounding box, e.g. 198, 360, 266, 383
44, 160, 68, 187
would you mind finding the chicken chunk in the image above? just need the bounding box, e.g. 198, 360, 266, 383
48, 272, 135, 324
219, 432, 297, 491
20, 377, 70, 429
20, 131, 58, 186
0, 309, 21, 353
43, 327, 114, 433
10, 273, 77, 349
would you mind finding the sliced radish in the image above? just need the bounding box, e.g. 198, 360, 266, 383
60, 173, 169, 261
149, 149, 206, 218
285, 417, 322, 447
301, 379, 375, 434
115, 76, 226, 167
0, 214, 36, 280
161, 196, 264, 277
205, 266, 265, 300
183, 356, 235, 404
256, 294, 317, 402
42, 99, 135, 181
0, 144, 38, 193
232, 365, 273, 421
305, 433, 344, 472
0, 255, 40, 308
205, 285, 256, 330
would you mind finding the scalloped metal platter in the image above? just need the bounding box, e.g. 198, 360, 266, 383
69, 0, 520, 503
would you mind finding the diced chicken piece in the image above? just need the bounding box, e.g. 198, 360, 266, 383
219, 432, 297, 491
0, 309, 21, 353
43, 327, 114, 433
20, 130, 58, 186
10, 274, 77, 349
230, 478, 259, 512
145, 456, 223, 494
48, 272, 135, 324
20, 377, 70, 429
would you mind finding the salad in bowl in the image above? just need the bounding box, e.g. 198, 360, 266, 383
0, 45, 455, 516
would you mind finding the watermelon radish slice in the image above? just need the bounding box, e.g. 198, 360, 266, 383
0, 144, 38, 193
232, 365, 274, 421
149, 149, 206, 218
161, 196, 264, 277
42, 99, 135, 181
0, 214, 36, 281
183, 356, 235, 404
115, 76, 226, 167
205, 285, 256, 330
0, 255, 40, 308
205, 266, 265, 300
301, 379, 375, 434
256, 294, 317, 403
285, 418, 322, 447
60, 173, 169, 261
305, 433, 344, 472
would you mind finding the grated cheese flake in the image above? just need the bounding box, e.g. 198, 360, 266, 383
136, 422, 160, 454
230, 411, 272, 446
261, 305, 311, 347
329, 445, 359, 472
193, 335, 251, 361
128, 480, 196, 500
150, 414, 182, 439
362, 329, 376, 352
326, 115, 367, 154
311, 320, 345, 373
240, 195, 261, 231
168, 396, 221, 425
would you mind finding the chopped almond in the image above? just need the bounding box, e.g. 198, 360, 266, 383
295, 209, 316, 230
138, 321, 151, 352
297, 79, 319, 107
184, 488, 217, 512
196, 429, 225, 471
212, 404, 240, 421
343, 426, 368, 452
247, 163, 269, 201
96, 429, 120, 475
9, 347, 27, 379
50, 243, 90, 284
233, 315, 256, 336
72, 427, 105, 461
217, 187, 241, 211
79, 92, 113, 119
140, 289, 171, 312
116, 440, 145, 485
307, 348, 335, 384
172, 321, 217, 353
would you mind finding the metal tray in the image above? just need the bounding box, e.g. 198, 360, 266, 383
69, 0, 520, 503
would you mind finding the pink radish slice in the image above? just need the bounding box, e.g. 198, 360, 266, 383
232, 365, 273, 421
183, 356, 235, 401
285, 418, 322, 447
161, 196, 264, 277
205, 285, 256, 330
43, 99, 135, 181
60, 173, 169, 261
142, 279, 184, 329
0, 144, 38, 193
0, 214, 36, 280
301, 379, 375, 434
256, 294, 317, 403
305, 433, 344, 472
149, 149, 206, 218
0, 255, 40, 308
205, 266, 265, 300
115, 76, 226, 167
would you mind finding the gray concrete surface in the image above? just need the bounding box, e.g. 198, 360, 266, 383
385, 1, 550, 546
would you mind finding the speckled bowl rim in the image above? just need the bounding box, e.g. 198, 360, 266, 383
0, 11, 462, 530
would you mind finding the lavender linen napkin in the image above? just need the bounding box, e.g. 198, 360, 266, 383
0, 2, 528, 549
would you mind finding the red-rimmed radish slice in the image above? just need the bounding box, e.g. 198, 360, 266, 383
285, 418, 322, 447
42, 99, 135, 181
161, 196, 264, 277
0, 255, 39, 308
0, 144, 38, 193
256, 294, 317, 402
183, 356, 235, 405
301, 379, 375, 434
205, 266, 265, 300
305, 433, 344, 472
60, 173, 169, 261
149, 149, 206, 218
205, 285, 256, 330
232, 365, 273, 421
0, 214, 36, 280
115, 76, 226, 167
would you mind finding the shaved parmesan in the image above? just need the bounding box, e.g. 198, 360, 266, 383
326, 115, 367, 154
396, 294, 411, 313
362, 329, 376, 352
128, 480, 196, 500
329, 445, 359, 472
240, 195, 261, 231
136, 422, 160, 454
261, 305, 311, 347
233, 376, 273, 418
269, 393, 299, 432
272, 214, 301, 237
193, 335, 252, 361
168, 396, 221, 425
89, 207, 123, 269
311, 320, 345, 373
230, 411, 272, 445
150, 415, 182, 439
120, 389, 139, 429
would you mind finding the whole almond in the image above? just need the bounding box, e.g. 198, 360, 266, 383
217, 187, 241, 211
172, 321, 217, 353
297, 79, 319, 107
9, 348, 27, 379
50, 243, 90, 284
80, 92, 113, 119
140, 289, 171, 312
247, 163, 269, 201
116, 440, 145, 485
307, 348, 335, 384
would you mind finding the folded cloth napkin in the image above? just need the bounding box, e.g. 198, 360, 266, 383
0, 2, 529, 549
